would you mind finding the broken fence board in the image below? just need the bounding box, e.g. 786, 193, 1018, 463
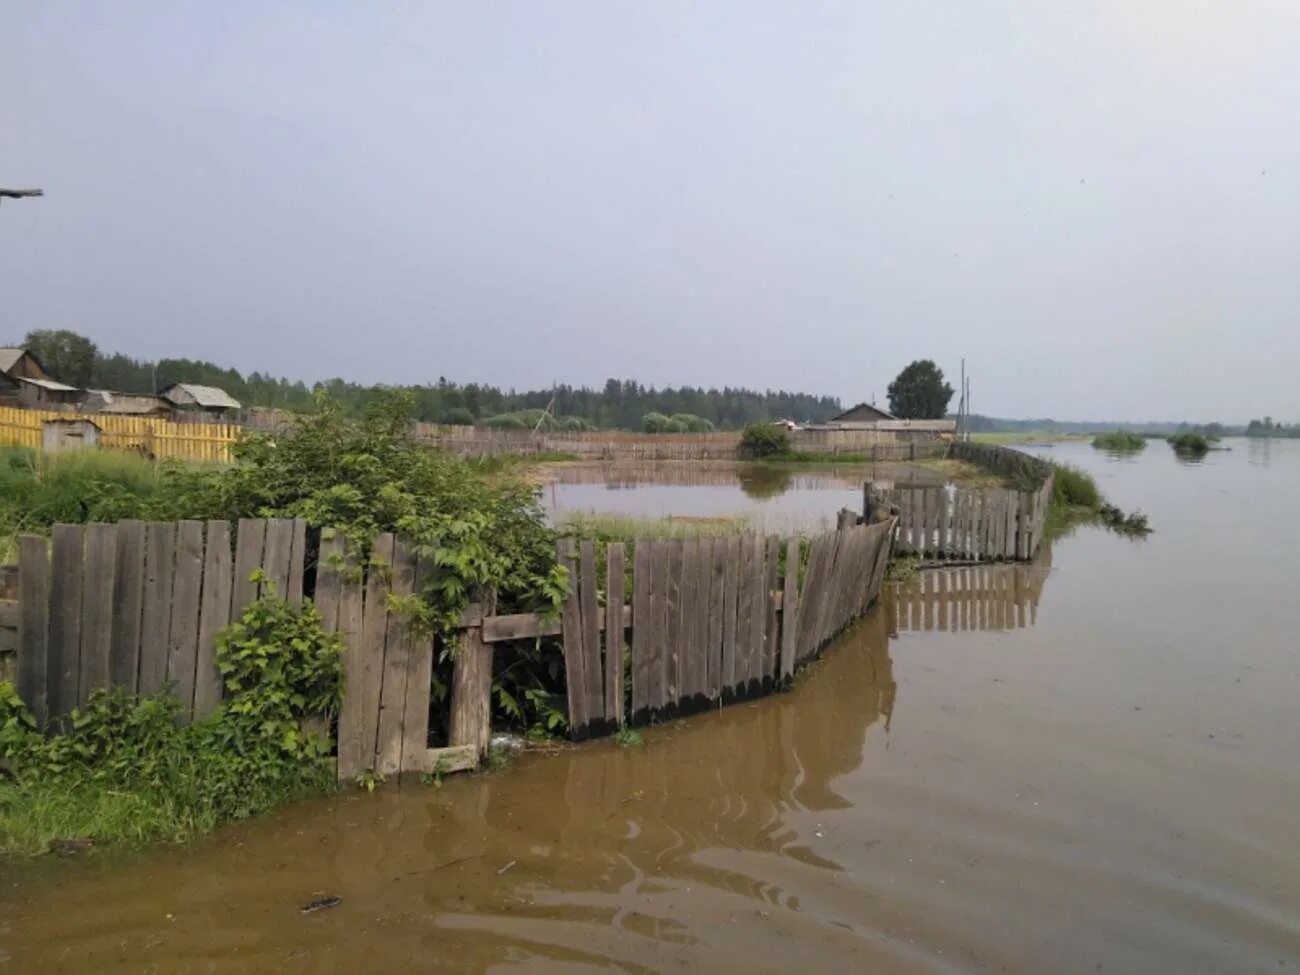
375, 539, 418, 776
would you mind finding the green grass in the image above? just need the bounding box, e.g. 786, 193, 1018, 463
971, 431, 1090, 444
556, 511, 753, 541
1044, 461, 1151, 540
1091, 431, 1147, 452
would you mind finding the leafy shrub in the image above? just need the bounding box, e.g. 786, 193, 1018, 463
642, 412, 672, 433
482, 413, 529, 430
669, 413, 714, 433
442, 407, 476, 426
1051, 462, 1101, 509
1091, 431, 1146, 452
1168, 432, 1210, 456
739, 423, 791, 458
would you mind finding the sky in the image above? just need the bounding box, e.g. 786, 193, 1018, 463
2, 1, 1298, 423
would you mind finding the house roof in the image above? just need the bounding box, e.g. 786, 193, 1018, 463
17, 375, 81, 393
0, 349, 25, 373
160, 383, 241, 410
85, 389, 172, 414
830, 402, 896, 422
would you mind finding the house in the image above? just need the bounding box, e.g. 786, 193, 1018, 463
159, 382, 241, 418
15, 376, 84, 409
828, 402, 896, 425
82, 389, 175, 417
0, 347, 56, 384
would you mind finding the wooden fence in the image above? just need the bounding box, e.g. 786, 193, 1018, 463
878, 483, 1051, 561
890, 563, 1046, 634
0, 406, 241, 462
6, 511, 896, 778
554, 519, 895, 738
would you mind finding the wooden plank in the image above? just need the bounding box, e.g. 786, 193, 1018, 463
138, 522, 175, 698
166, 520, 204, 715
231, 518, 266, 618
261, 518, 294, 598
407, 743, 479, 776
733, 535, 754, 695
648, 540, 670, 715
313, 531, 345, 632
604, 542, 626, 727
910, 489, 924, 555
580, 540, 603, 731
662, 539, 684, 712
399, 552, 435, 774
46, 525, 84, 722
375, 539, 418, 775
762, 536, 780, 688
17, 535, 50, 727
705, 538, 724, 700
194, 520, 232, 719
557, 538, 587, 733
333, 538, 366, 782
794, 532, 823, 660
350, 532, 394, 774
109, 520, 145, 692
748, 533, 767, 690
449, 589, 496, 756
285, 518, 308, 606
78, 524, 117, 705
779, 536, 800, 681
630, 539, 654, 722
720, 536, 739, 698
676, 538, 699, 708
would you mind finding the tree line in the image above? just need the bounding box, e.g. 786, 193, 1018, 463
15, 329, 844, 429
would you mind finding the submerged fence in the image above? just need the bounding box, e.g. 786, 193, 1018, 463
890, 563, 1047, 634
5, 510, 896, 780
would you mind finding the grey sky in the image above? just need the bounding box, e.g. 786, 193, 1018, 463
3, 1, 1297, 422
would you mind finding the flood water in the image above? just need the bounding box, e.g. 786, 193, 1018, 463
4, 440, 1300, 972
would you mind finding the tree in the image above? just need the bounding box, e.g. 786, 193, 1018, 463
23, 329, 98, 387
887, 360, 954, 419
739, 423, 791, 458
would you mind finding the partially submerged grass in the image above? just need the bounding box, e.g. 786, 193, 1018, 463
1091, 431, 1147, 452
971, 431, 1090, 445
913, 457, 1011, 488
1046, 462, 1151, 540
556, 511, 754, 541
1167, 432, 1211, 457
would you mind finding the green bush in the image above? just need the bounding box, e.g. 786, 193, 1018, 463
1168, 432, 1210, 456
669, 413, 715, 433
442, 407, 476, 426
739, 423, 791, 458
1091, 431, 1146, 452
481, 413, 529, 430
1051, 462, 1101, 509
642, 412, 671, 433
0, 591, 342, 856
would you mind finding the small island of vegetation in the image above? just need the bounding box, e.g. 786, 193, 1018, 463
1091, 431, 1146, 452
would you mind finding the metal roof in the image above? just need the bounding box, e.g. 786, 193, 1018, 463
160, 383, 241, 410
0, 349, 27, 373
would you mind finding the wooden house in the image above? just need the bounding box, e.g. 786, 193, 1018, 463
828, 402, 896, 425
159, 382, 241, 419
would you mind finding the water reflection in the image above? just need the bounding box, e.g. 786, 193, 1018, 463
889, 562, 1049, 634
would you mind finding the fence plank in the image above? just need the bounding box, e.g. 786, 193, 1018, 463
138, 523, 176, 698
662, 539, 684, 713
231, 519, 266, 619
261, 518, 294, 598
17, 536, 50, 726
399, 556, 434, 775
580, 541, 604, 732
720, 536, 739, 698
557, 539, 587, 732
937, 488, 949, 557
194, 520, 232, 719
630, 540, 654, 722
78, 524, 117, 705
706, 538, 724, 701
286, 518, 308, 606
46, 525, 84, 722
313, 532, 344, 631
333, 539, 365, 782
604, 543, 625, 727
794, 532, 824, 661
648, 540, 670, 715
109, 520, 145, 692
733, 535, 755, 696
344, 532, 394, 776
166, 520, 204, 716
375, 538, 417, 776
762, 536, 780, 689
779, 536, 800, 681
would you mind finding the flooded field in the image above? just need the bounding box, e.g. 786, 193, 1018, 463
4, 440, 1300, 972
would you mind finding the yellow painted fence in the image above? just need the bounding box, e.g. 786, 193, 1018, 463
0, 406, 240, 463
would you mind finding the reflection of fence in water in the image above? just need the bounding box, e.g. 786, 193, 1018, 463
890, 564, 1047, 634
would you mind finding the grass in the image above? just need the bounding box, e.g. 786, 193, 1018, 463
556, 511, 754, 540
1091, 431, 1147, 452
1167, 432, 1211, 456
971, 431, 1090, 445
1045, 461, 1151, 539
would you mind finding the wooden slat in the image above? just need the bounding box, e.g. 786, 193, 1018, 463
286, 518, 308, 606
630, 540, 654, 722
794, 532, 823, 660
46, 525, 84, 722
720, 536, 739, 699
779, 536, 800, 681
333, 538, 365, 782
261, 518, 294, 598
138, 522, 175, 697
557, 538, 587, 732
648, 539, 670, 716
166, 520, 204, 716
194, 520, 233, 719
406, 743, 478, 776
762, 536, 780, 688
604, 542, 625, 727
342, 532, 394, 776
375, 539, 417, 776
449, 589, 496, 756
399, 552, 434, 774
17, 535, 50, 726
313, 531, 345, 632
109, 520, 145, 692
77, 524, 117, 705
678, 538, 701, 707
937, 488, 949, 557
579, 540, 603, 731
662, 539, 684, 713
231, 518, 266, 619
706, 538, 724, 701
733, 534, 755, 695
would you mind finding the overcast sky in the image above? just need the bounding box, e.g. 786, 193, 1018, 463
3, 2, 1298, 422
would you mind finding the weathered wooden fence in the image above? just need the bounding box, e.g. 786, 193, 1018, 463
890, 564, 1046, 634
554, 519, 895, 738
878, 483, 1051, 561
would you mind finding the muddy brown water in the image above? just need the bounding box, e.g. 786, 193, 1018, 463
4, 440, 1300, 972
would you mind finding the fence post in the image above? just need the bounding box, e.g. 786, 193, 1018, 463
450, 589, 496, 758
17, 536, 50, 728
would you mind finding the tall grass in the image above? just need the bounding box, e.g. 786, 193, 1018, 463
1091, 431, 1146, 452
556, 511, 754, 541
1167, 432, 1210, 456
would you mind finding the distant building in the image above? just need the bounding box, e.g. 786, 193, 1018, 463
82, 389, 175, 417
828, 403, 896, 425
159, 382, 241, 419
42, 417, 101, 453
0, 347, 56, 384
15, 376, 84, 409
